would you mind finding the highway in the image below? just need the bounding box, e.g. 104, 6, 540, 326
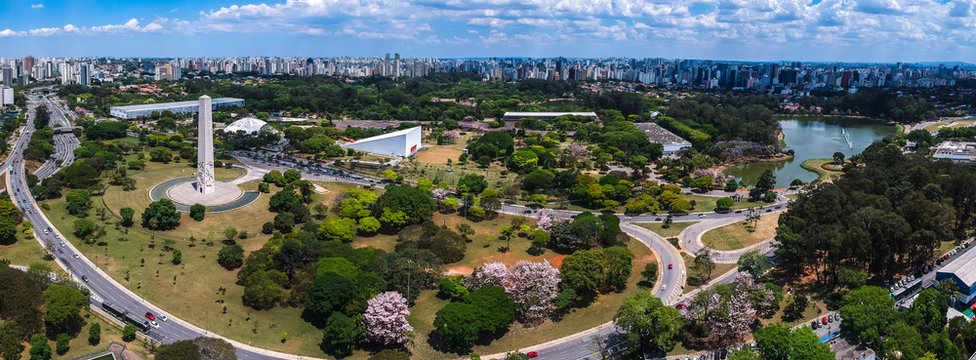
34, 96, 80, 178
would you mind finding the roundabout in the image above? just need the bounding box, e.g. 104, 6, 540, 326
148, 177, 261, 213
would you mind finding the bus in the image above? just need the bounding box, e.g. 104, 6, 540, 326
101, 302, 150, 333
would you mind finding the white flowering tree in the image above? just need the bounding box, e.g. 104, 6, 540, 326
465, 262, 511, 291
535, 209, 554, 232
431, 188, 450, 202
363, 291, 414, 346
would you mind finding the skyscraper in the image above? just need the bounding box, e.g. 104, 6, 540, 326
394, 53, 401, 78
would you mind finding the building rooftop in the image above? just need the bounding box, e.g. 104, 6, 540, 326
111, 97, 244, 111
939, 245, 976, 289
343, 126, 422, 145
634, 122, 691, 145
933, 141, 976, 161
224, 117, 276, 134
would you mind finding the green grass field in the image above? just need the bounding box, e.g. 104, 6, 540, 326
682, 193, 768, 211
636, 221, 698, 238
680, 253, 737, 294
799, 159, 844, 183
701, 213, 780, 251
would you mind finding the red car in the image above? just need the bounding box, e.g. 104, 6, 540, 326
526, 351, 538, 358
668, 264, 673, 270
822, 316, 827, 325
145, 312, 156, 321
675, 303, 685, 310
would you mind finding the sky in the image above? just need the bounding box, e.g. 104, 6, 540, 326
0, 0, 974, 62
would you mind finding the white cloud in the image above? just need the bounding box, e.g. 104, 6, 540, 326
0, 29, 26, 37
30, 3, 43, 8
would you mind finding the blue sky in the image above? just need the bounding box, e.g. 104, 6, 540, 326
0, 0, 974, 62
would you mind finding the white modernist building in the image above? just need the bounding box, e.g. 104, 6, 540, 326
224, 117, 278, 135
341, 126, 422, 157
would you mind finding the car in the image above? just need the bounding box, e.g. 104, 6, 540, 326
526, 351, 538, 358
822, 317, 827, 325
145, 312, 155, 321
523, 209, 532, 214
149, 321, 159, 328
668, 264, 673, 270
675, 303, 685, 310
661, 284, 668, 291
159, 314, 168, 322
811, 321, 818, 330
72, 253, 79, 259
828, 315, 833, 323
43, 229, 48, 235
735, 210, 742, 213
655, 218, 662, 221
59, 241, 64, 247
81, 275, 88, 282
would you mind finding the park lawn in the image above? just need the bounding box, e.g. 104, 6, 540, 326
681, 193, 767, 211
799, 159, 844, 183
636, 221, 698, 239
408, 239, 657, 359
921, 120, 973, 133
0, 223, 51, 265
0, 173, 5, 192
764, 290, 829, 327
934, 240, 958, 260
701, 213, 780, 251
680, 253, 737, 294
399, 161, 518, 194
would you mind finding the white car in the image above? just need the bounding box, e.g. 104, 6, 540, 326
149, 321, 160, 328
159, 314, 168, 322
72, 253, 79, 259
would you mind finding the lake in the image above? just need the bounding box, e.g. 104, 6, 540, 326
723, 119, 897, 188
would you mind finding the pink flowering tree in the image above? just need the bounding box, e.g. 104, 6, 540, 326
431, 188, 450, 202
508, 260, 561, 322
465, 262, 511, 291
363, 291, 414, 346
442, 130, 460, 144
568, 143, 590, 160
535, 209, 554, 232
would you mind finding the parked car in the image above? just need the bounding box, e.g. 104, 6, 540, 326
675, 303, 685, 310
822, 317, 827, 325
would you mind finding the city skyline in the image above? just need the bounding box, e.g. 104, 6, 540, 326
0, 0, 974, 62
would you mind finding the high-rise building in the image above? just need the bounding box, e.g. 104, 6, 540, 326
78, 63, 90, 86
394, 53, 401, 78
0, 67, 12, 86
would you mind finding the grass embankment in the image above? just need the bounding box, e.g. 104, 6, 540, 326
680, 253, 738, 295
636, 221, 698, 239
701, 213, 781, 251
923, 119, 975, 132
799, 159, 844, 183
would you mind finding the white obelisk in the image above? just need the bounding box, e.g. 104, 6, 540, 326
197, 95, 215, 194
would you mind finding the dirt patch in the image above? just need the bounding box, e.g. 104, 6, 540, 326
312, 183, 329, 194
415, 146, 463, 165
445, 266, 474, 276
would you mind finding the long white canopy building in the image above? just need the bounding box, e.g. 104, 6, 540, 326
340, 126, 422, 157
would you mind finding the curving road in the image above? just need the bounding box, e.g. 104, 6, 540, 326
8, 96, 324, 360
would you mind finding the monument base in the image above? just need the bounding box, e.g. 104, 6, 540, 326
166, 181, 245, 207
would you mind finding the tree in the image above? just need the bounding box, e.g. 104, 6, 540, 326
737, 250, 772, 280
88, 322, 101, 346
753, 170, 777, 194
433, 302, 483, 350
320, 218, 357, 242
457, 174, 488, 194
150, 146, 172, 162
43, 285, 87, 332
261, 222, 275, 234
725, 179, 739, 192
156, 339, 202, 360
428, 228, 467, 263
122, 323, 137, 341
754, 323, 834, 360
217, 244, 245, 270
790, 179, 805, 188
0, 216, 16, 244
603, 246, 634, 290
0, 322, 25, 360
833, 152, 845, 165
466, 285, 515, 333
370, 185, 435, 226
321, 313, 361, 358
313, 203, 329, 219
306, 272, 356, 319
193, 337, 237, 360
283, 169, 302, 183
908, 289, 949, 337
694, 248, 716, 281
29, 334, 51, 360
508, 260, 562, 322
142, 199, 181, 230
358, 216, 381, 235
65, 189, 92, 216
73, 218, 97, 239
223, 227, 238, 241
560, 250, 606, 298
190, 204, 206, 221
172, 248, 183, 265
363, 292, 414, 346
273, 212, 295, 232
840, 286, 895, 346
119, 207, 135, 227
615, 291, 684, 356
690, 176, 714, 192
886, 321, 924, 360
716, 197, 734, 211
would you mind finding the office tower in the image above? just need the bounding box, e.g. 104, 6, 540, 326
394, 53, 400, 78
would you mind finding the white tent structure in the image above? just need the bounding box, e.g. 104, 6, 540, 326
341, 126, 422, 157
224, 117, 277, 134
